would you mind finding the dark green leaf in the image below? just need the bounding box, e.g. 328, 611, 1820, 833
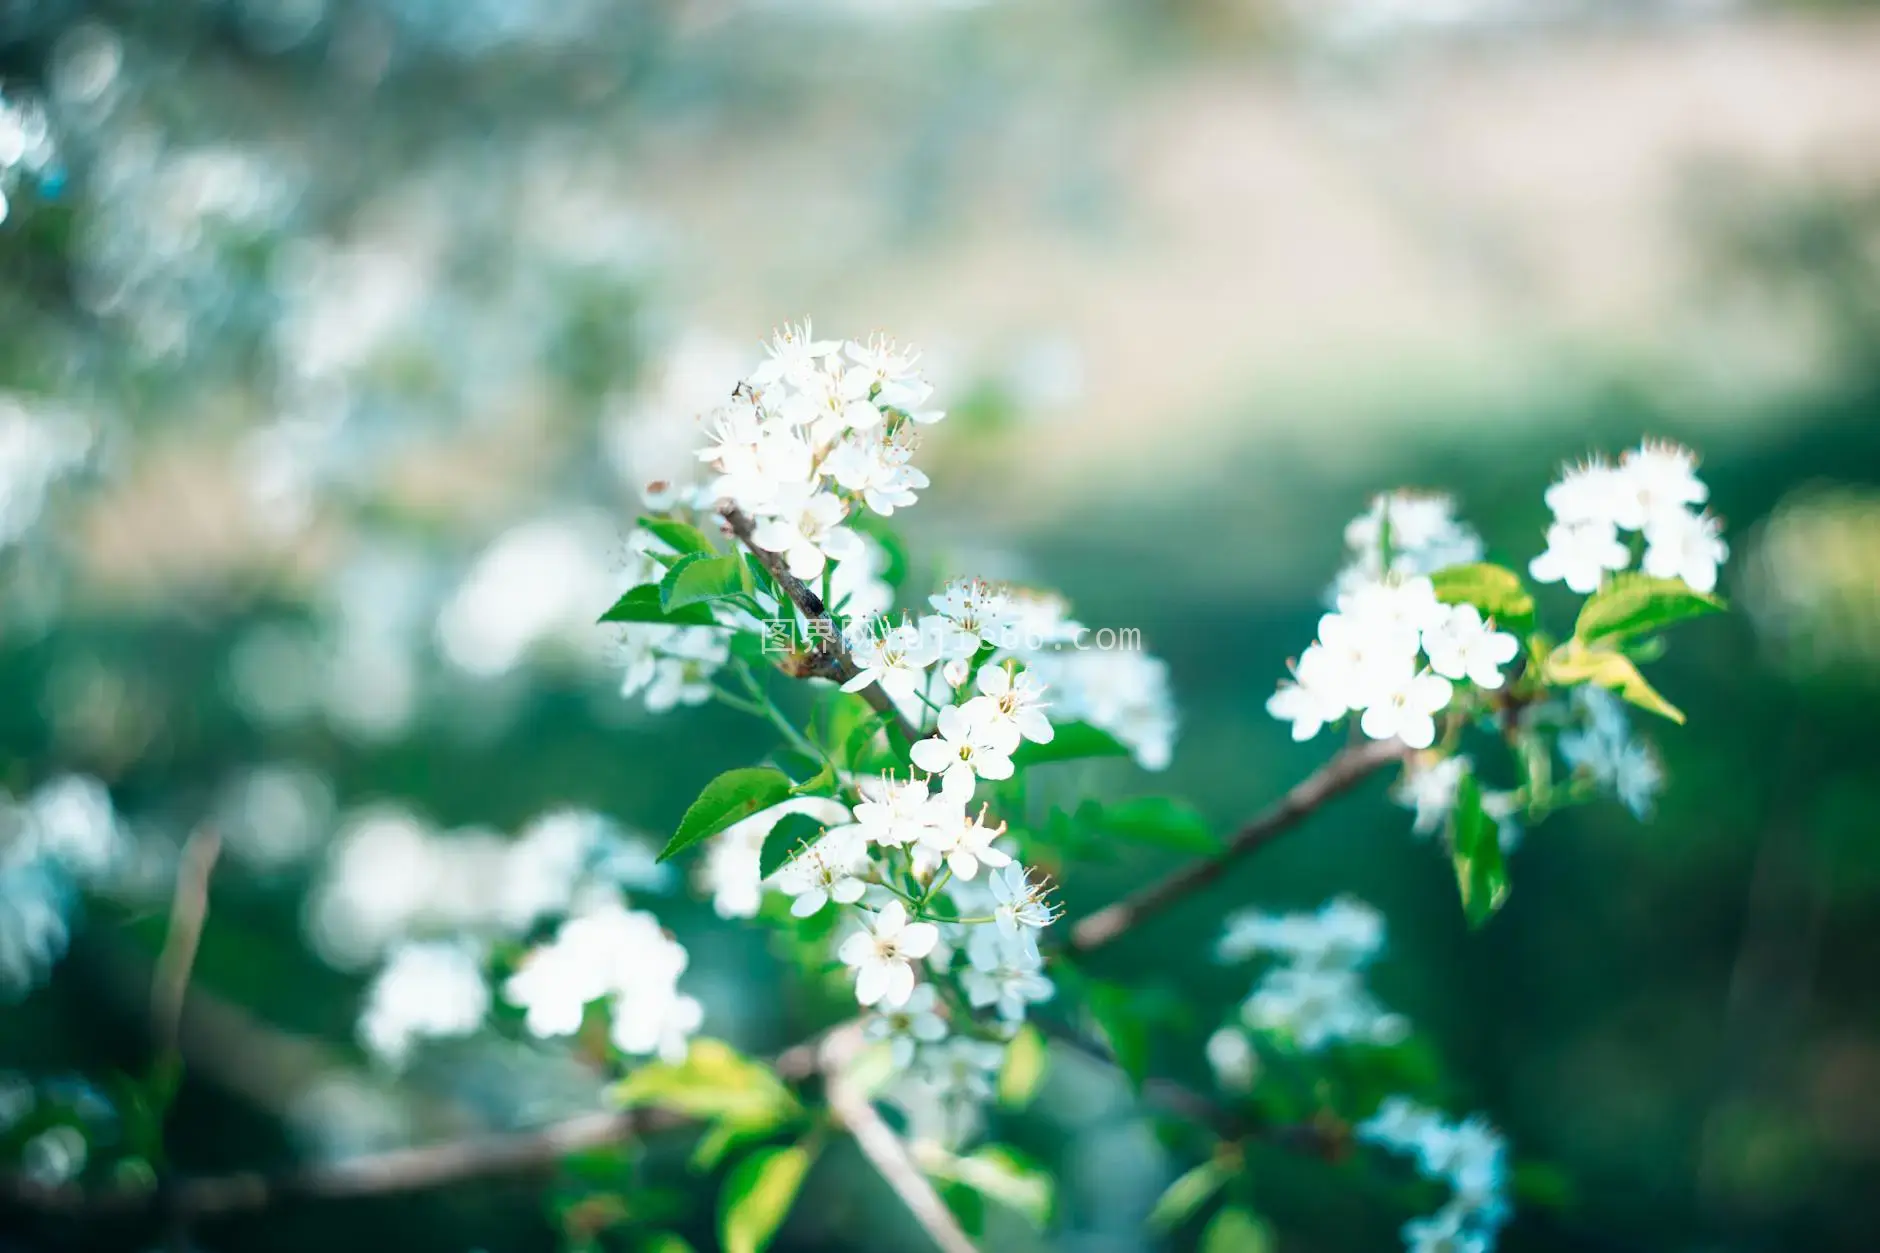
598, 584, 719, 627
1085, 981, 1151, 1088
758, 812, 828, 881
661, 554, 747, 612
719, 1145, 813, 1253
1087, 796, 1220, 854
1430, 562, 1536, 635
660, 768, 795, 862
1011, 721, 1131, 770
1450, 772, 1509, 928
1573, 572, 1724, 647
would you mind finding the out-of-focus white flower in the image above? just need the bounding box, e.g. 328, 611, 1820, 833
358, 940, 490, 1068
863, 982, 948, 1070
1205, 1027, 1257, 1093
436, 514, 620, 678
960, 924, 1052, 1023
1614, 440, 1708, 531
1529, 519, 1628, 594
503, 901, 701, 1063
1642, 508, 1728, 595
1393, 755, 1469, 836
1558, 688, 1662, 819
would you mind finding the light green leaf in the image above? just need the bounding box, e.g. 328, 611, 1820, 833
638, 515, 716, 559
758, 812, 828, 882
997, 1024, 1049, 1110
1450, 772, 1509, 929
643, 1235, 698, 1253
1573, 572, 1724, 647
1011, 721, 1132, 770
1088, 796, 1220, 854
598, 584, 720, 627
945, 1145, 1053, 1230
1431, 562, 1536, 635
1544, 640, 1686, 724
659, 769, 796, 862
612, 1039, 800, 1124
690, 1112, 787, 1174
1147, 1159, 1231, 1233
660, 553, 747, 612
719, 1145, 814, 1253
1202, 1205, 1273, 1253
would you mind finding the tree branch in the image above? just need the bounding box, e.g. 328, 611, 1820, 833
719, 506, 922, 746
150, 829, 221, 1064
1067, 738, 1412, 955
819, 1024, 979, 1253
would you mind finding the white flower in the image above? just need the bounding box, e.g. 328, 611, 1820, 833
780, 360, 884, 441
749, 320, 839, 389
1205, 1027, 1257, 1093
771, 828, 869, 917
844, 333, 928, 406
610, 985, 704, 1063
989, 865, 1059, 939
1402, 1206, 1487, 1253
1315, 611, 1419, 713
1642, 508, 1727, 594
1615, 439, 1707, 530
838, 901, 941, 1008
1542, 458, 1629, 527
863, 982, 949, 1069
1337, 575, 1447, 648
749, 485, 861, 581
909, 704, 1021, 802
927, 578, 1014, 658
1559, 688, 1662, 819
844, 622, 939, 704
1267, 643, 1348, 742
961, 925, 1053, 1022
1420, 604, 1518, 690
963, 663, 1053, 745
23, 776, 125, 882
918, 803, 1012, 881
1393, 755, 1469, 836
1342, 491, 1483, 582
1528, 519, 1628, 594
1359, 669, 1453, 750
701, 796, 849, 919
825, 427, 929, 516
502, 936, 608, 1038
618, 626, 729, 713
358, 941, 490, 1069
845, 771, 942, 848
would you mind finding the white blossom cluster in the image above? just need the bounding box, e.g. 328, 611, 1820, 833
0, 397, 93, 552
1213, 897, 1407, 1053
357, 939, 492, 1069
1336, 490, 1483, 598
1558, 687, 1663, 819
1267, 569, 1516, 750
1530, 440, 1726, 595
1359, 1097, 1512, 1253
0, 776, 130, 999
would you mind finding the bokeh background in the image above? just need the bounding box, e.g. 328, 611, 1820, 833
1, 1, 1879, 1251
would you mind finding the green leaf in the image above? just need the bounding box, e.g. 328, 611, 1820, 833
758, 812, 828, 881
1574, 572, 1724, 647
1085, 981, 1151, 1088
661, 554, 747, 613
660, 769, 796, 862
613, 1039, 800, 1124
997, 1024, 1049, 1110
1543, 641, 1686, 724
1011, 721, 1132, 770
1087, 797, 1220, 854
598, 584, 719, 627
939, 1180, 986, 1238
638, 515, 715, 558
942, 1145, 1053, 1229
1450, 772, 1509, 928
642, 1235, 698, 1253
1147, 1159, 1231, 1233
1430, 562, 1536, 635
1201, 1205, 1272, 1253
1512, 1160, 1576, 1210
719, 1145, 814, 1253
691, 1113, 788, 1174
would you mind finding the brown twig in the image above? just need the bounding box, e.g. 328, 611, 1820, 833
1067, 738, 1411, 955
150, 829, 222, 1063
819, 1024, 979, 1253
720, 506, 922, 745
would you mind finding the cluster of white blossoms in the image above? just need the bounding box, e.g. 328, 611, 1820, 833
0, 89, 58, 226
1359, 1097, 1512, 1253
1336, 490, 1484, 596
1530, 440, 1727, 595
1558, 687, 1663, 819
0, 776, 130, 999
357, 939, 491, 1068
1213, 897, 1407, 1053
502, 900, 702, 1063
1267, 570, 1516, 751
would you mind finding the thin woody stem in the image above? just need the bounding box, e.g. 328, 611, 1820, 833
720, 505, 922, 746
1067, 738, 1412, 955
